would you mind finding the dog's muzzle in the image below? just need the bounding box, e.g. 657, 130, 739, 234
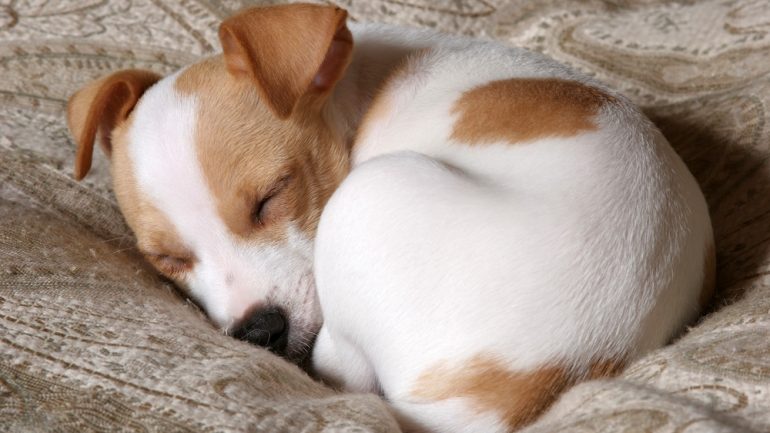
232, 306, 289, 353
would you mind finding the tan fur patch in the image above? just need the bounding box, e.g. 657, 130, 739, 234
450, 79, 615, 145
219, 3, 352, 118
700, 242, 716, 311
411, 355, 624, 430
174, 57, 348, 241
67, 69, 160, 180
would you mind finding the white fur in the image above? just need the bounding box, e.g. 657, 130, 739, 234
122, 21, 711, 433
312, 25, 711, 432
127, 72, 320, 359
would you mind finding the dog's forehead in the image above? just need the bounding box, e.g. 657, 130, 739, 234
173, 57, 293, 196
118, 60, 296, 252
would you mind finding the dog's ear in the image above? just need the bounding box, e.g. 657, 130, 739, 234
67, 69, 161, 180
219, 4, 353, 119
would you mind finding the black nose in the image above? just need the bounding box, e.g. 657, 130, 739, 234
232, 307, 288, 353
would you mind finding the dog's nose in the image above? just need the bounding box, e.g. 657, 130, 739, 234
232, 307, 288, 353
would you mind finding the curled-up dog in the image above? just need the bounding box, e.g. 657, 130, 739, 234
66, 4, 714, 432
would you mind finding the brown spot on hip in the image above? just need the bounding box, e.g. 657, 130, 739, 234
411, 354, 625, 430
450, 79, 615, 145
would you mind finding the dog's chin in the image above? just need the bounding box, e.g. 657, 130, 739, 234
283, 308, 323, 366
284, 325, 321, 367
276, 270, 323, 365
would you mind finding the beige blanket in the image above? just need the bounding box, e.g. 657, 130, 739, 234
1, 1, 769, 432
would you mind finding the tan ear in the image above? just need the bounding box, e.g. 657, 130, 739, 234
67, 69, 161, 180
219, 4, 353, 119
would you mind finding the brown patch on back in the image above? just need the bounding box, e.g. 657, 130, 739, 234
175, 57, 348, 241
700, 242, 716, 311
451, 79, 615, 145
411, 355, 625, 430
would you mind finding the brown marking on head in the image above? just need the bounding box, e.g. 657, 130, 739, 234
355, 48, 434, 145
174, 57, 349, 243
411, 355, 625, 430
110, 118, 194, 280
700, 241, 716, 311
168, 3, 355, 243
451, 79, 615, 145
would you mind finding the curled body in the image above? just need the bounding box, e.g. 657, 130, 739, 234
65, 4, 713, 432
313, 25, 713, 433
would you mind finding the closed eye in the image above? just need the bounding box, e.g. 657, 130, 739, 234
252, 175, 291, 225
145, 253, 193, 277
252, 196, 272, 225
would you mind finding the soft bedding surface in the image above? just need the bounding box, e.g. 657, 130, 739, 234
1, 1, 770, 432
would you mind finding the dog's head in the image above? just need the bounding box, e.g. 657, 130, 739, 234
65, 4, 353, 361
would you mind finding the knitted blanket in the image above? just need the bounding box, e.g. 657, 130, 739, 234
2, 1, 769, 431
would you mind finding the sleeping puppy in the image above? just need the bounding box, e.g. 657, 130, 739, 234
66, 3, 714, 432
